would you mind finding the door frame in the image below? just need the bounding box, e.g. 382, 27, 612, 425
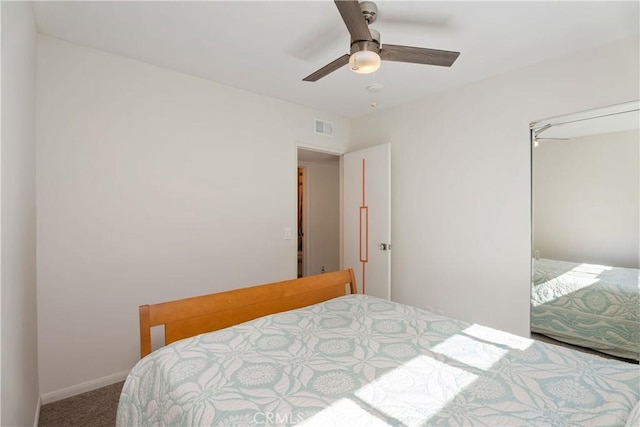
296, 164, 308, 277
295, 142, 390, 298
295, 144, 345, 276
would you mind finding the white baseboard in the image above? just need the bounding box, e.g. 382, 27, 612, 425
40, 370, 130, 405
33, 397, 41, 427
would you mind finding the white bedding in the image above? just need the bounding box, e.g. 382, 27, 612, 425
532, 258, 639, 360
118, 294, 640, 426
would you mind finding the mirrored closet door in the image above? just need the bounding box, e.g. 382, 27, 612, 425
530, 100, 640, 362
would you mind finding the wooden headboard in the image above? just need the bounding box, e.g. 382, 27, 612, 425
139, 268, 357, 358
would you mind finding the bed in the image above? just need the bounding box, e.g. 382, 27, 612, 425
531, 258, 639, 361
117, 268, 640, 426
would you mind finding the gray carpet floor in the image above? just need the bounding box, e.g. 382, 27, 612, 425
530, 333, 638, 364
38, 381, 124, 427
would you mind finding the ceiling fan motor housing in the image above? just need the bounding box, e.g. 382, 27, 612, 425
351, 28, 381, 54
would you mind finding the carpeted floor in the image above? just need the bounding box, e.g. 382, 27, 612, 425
530, 333, 638, 364
38, 381, 124, 427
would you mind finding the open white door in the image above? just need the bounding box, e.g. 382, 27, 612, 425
343, 143, 391, 299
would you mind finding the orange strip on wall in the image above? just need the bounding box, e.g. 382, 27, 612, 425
360, 158, 367, 294
359, 207, 368, 262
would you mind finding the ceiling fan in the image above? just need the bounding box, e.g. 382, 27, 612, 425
303, 0, 460, 82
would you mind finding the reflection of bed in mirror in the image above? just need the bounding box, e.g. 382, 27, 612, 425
530, 100, 640, 361
531, 258, 639, 361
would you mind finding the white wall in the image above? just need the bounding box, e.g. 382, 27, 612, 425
350, 37, 640, 337
300, 161, 340, 276
1, 2, 40, 425
36, 36, 350, 398
534, 130, 639, 268
29, 21, 640, 404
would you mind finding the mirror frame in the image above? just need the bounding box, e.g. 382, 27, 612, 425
528, 99, 640, 335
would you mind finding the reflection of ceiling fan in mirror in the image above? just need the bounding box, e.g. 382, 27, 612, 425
303, 0, 460, 82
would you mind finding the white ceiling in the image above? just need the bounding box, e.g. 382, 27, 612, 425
33, 1, 639, 118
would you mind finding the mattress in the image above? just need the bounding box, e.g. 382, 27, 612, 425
117, 294, 639, 426
531, 258, 639, 361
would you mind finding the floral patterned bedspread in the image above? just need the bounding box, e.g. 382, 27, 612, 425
117, 294, 639, 426
532, 258, 639, 361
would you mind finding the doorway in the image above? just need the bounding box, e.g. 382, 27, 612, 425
297, 149, 340, 277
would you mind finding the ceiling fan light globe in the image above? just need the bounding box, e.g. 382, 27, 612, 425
349, 50, 381, 74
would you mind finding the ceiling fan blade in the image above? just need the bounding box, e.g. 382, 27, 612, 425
334, 0, 372, 42
381, 44, 460, 67
303, 54, 350, 82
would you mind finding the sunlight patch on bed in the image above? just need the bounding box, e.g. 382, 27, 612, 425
463, 324, 534, 351
539, 274, 598, 293
432, 334, 508, 370
535, 263, 607, 303
353, 355, 478, 425
575, 263, 612, 274
299, 398, 392, 426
